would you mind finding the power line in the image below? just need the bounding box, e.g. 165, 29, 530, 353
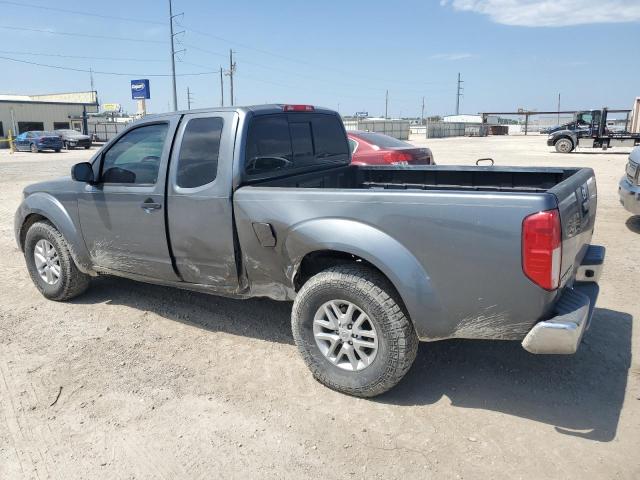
0, 55, 217, 77
0, 25, 166, 43
183, 43, 450, 96
0, 49, 165, 62
0, 0, 165, 25
183, 23, 452, 88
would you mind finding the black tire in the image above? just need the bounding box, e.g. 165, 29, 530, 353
84, 146, 90, 149
555, 137, 574, 153
54, 149, 61, 153
292, 264, 418, 397
24, 221, 90, 301
30, 143, 38, 153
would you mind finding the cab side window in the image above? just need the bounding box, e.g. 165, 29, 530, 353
101, 123, 168, 184
176, 117, 224, 188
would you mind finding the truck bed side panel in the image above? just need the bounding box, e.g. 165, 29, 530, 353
233, 188, 559, 340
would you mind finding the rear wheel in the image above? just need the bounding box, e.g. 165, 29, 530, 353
555, 137, 574, 153
24, 221, 90, 301
292, 264, 418, 397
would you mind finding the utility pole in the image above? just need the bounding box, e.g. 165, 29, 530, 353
421, 96, 425, 125
89, 67, 95, 94
219, 67, 224, 106
385, 90, 388, 119
557, 93, 561, 124
187, 87, 193, 110
225, 49, 237, 106
168, 0, 178, 111
455, 72, 464, 115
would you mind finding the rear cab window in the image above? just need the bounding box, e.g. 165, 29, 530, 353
244, 113, 349, 180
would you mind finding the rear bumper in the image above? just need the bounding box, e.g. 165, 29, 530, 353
619, 177, 640, 215
522, 245, 604, 355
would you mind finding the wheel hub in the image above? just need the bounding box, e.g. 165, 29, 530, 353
313, 299, 379, 371
33, 239, 60, 286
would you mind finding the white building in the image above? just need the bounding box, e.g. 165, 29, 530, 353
0, 91, 98, 141
443, 114, 482, 123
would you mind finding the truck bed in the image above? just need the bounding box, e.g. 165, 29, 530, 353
234, 163, 596, 341
251, 164, 580, 193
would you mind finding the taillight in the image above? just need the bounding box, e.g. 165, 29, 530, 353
383, 151, 413, 164
522, 209, 562, 290
283, 104, 314, 112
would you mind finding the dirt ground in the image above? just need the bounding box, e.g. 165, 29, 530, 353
1, 136, 638, 479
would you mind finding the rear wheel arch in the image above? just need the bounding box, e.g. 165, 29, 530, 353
294, 250, 405, 307
284, 218, 443, 339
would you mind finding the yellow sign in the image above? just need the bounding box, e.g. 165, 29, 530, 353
102, 103, 121, 112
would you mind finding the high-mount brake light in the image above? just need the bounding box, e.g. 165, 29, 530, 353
522, 209, 562, 290
283, 104, 315, 112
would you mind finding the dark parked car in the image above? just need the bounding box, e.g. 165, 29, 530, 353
54, 129, 92, 150
14, 131, 62, 152
348, 131, 434, 165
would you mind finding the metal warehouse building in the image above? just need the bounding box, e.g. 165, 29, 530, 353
0, 91, 98, 144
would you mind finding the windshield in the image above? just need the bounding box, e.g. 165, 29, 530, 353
355, 132, 411, 148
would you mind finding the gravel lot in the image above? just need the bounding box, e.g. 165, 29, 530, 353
1, 136, 638, 479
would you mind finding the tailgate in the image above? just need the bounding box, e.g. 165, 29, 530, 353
548, 168, 597, 287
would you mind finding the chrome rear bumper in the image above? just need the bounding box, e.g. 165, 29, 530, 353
522, 245, 604, 355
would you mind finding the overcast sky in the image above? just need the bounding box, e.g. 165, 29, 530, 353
1, 0, 639, 117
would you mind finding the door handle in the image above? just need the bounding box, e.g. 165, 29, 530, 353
141, 199, 162, 212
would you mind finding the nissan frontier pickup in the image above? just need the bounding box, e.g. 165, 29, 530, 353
15, 104, 605, 397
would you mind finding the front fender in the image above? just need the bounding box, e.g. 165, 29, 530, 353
283, 218, 445, 340
15, 192, 94, 274
551, 130, 578, 144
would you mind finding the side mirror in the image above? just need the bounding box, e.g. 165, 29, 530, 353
71, 162, 95, 183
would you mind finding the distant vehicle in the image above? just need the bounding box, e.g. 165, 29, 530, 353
548, 108, 640, 153
619, 147, 640, 215
54, 129, 92, 150
347, 131, 434, 165
15, 104, 604, 397
14, 131, 62, 153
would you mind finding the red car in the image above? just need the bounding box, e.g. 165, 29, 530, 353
347, 131, 434, 165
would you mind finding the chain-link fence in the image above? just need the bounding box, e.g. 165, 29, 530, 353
87, 122, 131, 143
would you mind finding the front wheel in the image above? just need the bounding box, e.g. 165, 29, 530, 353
292, 264, 418, 397
555, 137, 574, 153
30, 143, 38, 153
24, 221, 90, 301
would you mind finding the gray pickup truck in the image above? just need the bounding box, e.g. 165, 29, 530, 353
619, 147, 640, 215
15, 104, 605, 397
